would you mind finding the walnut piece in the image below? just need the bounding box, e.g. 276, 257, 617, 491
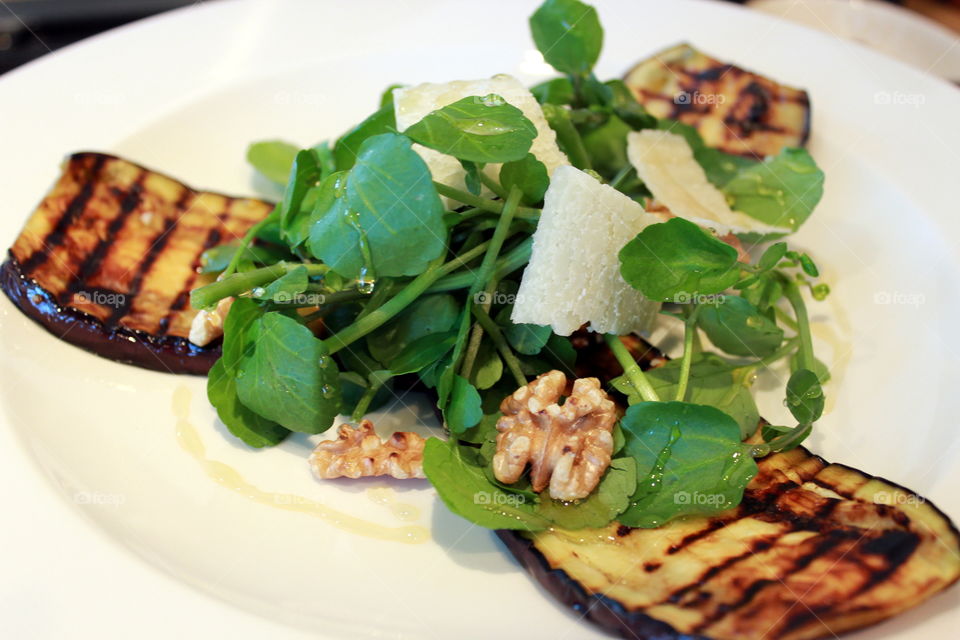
493, 370, 616, 501
310, 421, 426, 480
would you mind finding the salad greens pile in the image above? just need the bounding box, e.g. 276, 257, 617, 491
191, 0, 828, 531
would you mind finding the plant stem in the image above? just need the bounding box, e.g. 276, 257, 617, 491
774, 307, 800, 332
609, 165, 635, 191
603, 334, 660, 403
541, 103, 591, 170
221, 208, 278, 279
674, 306, 702, 402
429, 237, 532, 293
460, 187, 523, 379
478, 171, 509, 200
190, 262, 329, 309
471, 306, 527, 387
433, 182, 539, 219
749, 422, 812, 458
782, 278, 815, 371
324, 241, 490, 355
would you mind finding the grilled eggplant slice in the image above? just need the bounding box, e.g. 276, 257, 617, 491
624, 44, 811, 158
1, 152, 272, 374
499, 333, 960, 639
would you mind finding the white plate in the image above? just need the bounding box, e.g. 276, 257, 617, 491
749, 0, 960, 82
1, 0, 959, 638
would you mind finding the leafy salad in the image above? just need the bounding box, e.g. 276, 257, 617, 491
190, 0, 828, 532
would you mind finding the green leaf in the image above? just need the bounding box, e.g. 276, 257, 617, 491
504, 321, 551, 356
722, 148, 824, 232
785, 368, 824, 425
472, 341, 503, 390
530, 77, 574, 105
207, 299, 290, 447
612, 353, 759, 439
618, 401, 758, 528
423, 438, 549, 530
403, 95, 537, 164
758, 242, 788, 273
278, 150, 323, 246
236, 313, 341, 434
789, 352, 831, 384
535, 458, 636, 529
698, 296, 784, 358
619, 218, 741, 301
579, 112, 632, 179
254, 265, 310, 304
499, 153, 549, 204
529, 0, 603, 76
389, 331, 457, 376
444, 375, 483, 433
605, 79, 657, 130
246, 140, 299, 184
379, 83, 403, 108
199, 244, 287, 274
307, 133, 446, 278
333, 103, 397, 171
367, 294, 459, 365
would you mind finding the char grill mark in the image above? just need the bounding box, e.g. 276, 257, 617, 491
2, 152, 273, 374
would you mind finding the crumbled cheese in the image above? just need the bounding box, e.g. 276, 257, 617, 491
511, 165, 660, 336
626, 130, 789, 237
189, 296, 233, 347
393, 74, 568, 198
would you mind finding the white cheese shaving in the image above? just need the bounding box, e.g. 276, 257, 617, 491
626, 130, 789, 237
394, 74, 568, 200
512, 165, 661, 336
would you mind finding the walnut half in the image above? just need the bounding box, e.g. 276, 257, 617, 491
492, 370, 616, 502
310, 421, 426, 480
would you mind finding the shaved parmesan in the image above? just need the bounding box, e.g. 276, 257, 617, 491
512, 165, 660, 336
626, 130, 789, 237
394, 75, 568, 198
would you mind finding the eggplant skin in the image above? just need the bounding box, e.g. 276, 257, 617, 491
498, 445, 960, 640
624, 43, 811, 159
1, 152, 272, 375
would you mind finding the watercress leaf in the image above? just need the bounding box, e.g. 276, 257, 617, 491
761, 423, 792, 443
389, 330, 457, 376
379, 83, 403, 108
404, 95, 537, 163
333, 102, 397, 171
279, 149, 322, 244
579, 112, 632, 179
656, 119, 757, 187
722, 147, 824, 231
499, 153, 549, 205
444, 375, 483, 433
535, 458, 637, 529
207, 299, 291, 447
308, 133, 447, 278
529, 0, 603, 76
605, 79, 657, 130
798, 253, 819, 277
504, 321, 552, 355
200, 244, 287, 274
544, 333, 577, 374
530, 77, 574, 105
619, 218, 741, 301
236, 313, 341, 434
423, 437, 549, 530
758, 242, 788, 273
541, 102, 591, 169
698, 295, 784, 358
613, 353, 760, 439
580, 74, 614, 106
461, 159, 482, 196
472, 341, 503, 390
618, 401, 758, 528
246, 140, 299, 184
367, 293, 459, 365
254, 265, 310, 303
785, 368, 824, 425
